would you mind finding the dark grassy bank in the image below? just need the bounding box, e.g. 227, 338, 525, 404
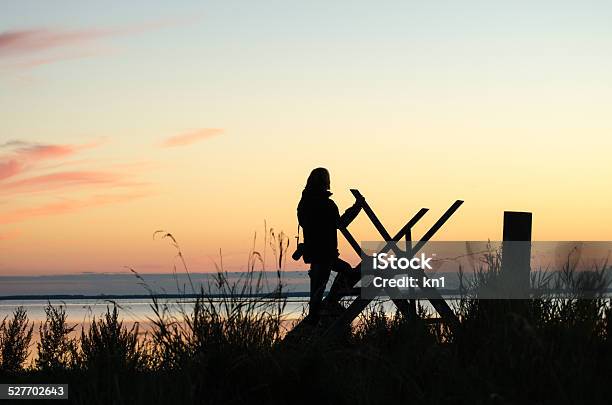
2, 236, 611, 405
1, 278, 611, 404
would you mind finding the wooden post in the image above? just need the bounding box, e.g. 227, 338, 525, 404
501, 211, 532, 297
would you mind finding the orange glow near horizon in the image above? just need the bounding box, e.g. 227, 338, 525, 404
2, 2, 612, 275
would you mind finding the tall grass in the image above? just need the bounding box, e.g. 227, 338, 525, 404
79, 304, 147, 373
36, 303, 78, 372
0, 306, 33, 374
144, 226, 289, 374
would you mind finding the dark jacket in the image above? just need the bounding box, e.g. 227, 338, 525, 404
297, 188, 360, 263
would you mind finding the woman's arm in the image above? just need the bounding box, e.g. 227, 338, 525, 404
338, 194, 365, 228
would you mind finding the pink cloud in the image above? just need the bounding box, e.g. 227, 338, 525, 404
0, 141, 97, 181
0, 19, 196, 70
0, 171, 129, 195
16, 143, 77, 159
162, 128, 223, 148
0, 29, 108, 58
0, 139, 150, 199
0, 192, 151, 225
0, 160, 22, 180
0, 29, 119, 72
0, 138, 155, 224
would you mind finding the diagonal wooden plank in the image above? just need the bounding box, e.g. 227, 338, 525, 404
346, 191, 425, 318
325, 199, 463, 335
326, 207, 429, 314
411, 200, 464, 254
347, 198, 463, 318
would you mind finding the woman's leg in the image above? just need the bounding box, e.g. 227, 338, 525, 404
327, 258, 360, 302
308, 261, 331, 321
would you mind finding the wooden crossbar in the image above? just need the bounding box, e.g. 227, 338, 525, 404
324, 192, 463, 335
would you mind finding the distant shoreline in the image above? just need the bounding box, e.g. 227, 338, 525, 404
0, 292, 313, 301
0, 271, 308, 278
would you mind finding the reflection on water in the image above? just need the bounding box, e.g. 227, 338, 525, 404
0, 298, 309, 325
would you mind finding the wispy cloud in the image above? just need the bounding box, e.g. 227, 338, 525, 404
0, 20, 183, 70
0, 29, 115, 71
0, 29, 110, 58
161, 128, 223, 148
0, 139, 152, 223
0, 140, 97, 181
0, 171, 134, 196
0, 192, 151, 225
0, 160, 22, 181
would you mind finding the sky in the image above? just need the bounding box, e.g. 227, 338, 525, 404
1, 1, 612, 275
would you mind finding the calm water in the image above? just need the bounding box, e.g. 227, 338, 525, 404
0, 272, 311, 298
0, 272, 314, 323
2, 270, 607, 324
0, 297, 310, 326
0, 270, 468, 322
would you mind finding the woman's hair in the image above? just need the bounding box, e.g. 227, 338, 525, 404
305, 167, 330, 192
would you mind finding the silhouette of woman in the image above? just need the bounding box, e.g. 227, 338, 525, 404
297, 168, 363, 323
